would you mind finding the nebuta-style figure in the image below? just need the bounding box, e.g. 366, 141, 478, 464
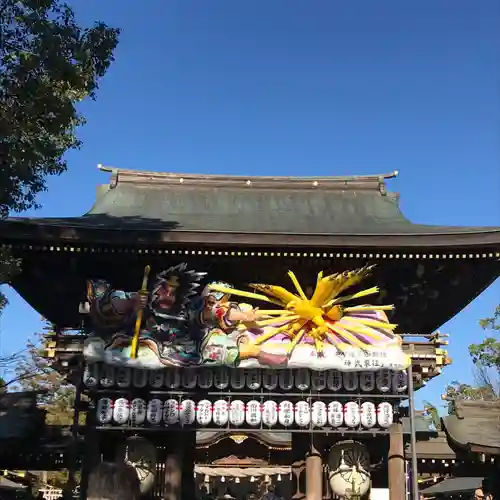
193, 282, 257, 332
194, 282, 289, 367
82, 264, 207, 365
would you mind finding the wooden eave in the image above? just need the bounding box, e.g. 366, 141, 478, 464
1, 168, 500, 250
2, 221, 500, 250
441, 401, 500, 456
405, 431, 458, 460
196, 432, 292, 451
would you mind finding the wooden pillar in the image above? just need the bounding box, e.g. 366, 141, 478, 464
305, 436, 323, 500
79, 404, 100, 500
181, 431, 196, 500
66, 366, 83, 499
164, 433, 183, 500
292, 434, 306, 499
388, 422, 405, 500
163, 431, 196, 500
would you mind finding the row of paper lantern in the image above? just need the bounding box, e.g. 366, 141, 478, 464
85, 365, 408, 393
96, 398, 394, 429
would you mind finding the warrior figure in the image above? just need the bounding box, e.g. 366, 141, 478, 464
194, 282, 288, 368
146, 265, 206, 340
82, 264, 206, 347
82, 279, 143, 339
194, 281, 257, 333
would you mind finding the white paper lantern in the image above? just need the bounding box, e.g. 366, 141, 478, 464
163, 399, 179, 425
230, 370, 246, 389
100, 365, 115, 388
182, 370, 197, 389
359, 372, 375, 392
116, 367, 131, 388
133, 369, 148, 388
360, 402, 376, 428
393, 371, 408, 393
197, 369, 213, 389
327, 370, 342, 391
164, 369, 180, 389
148, 370, 164, 389
262, 400, 278, 427
311, 401, 327, 427
246, 370, 262, 390
245, 400, 262, 426
311, 371, 327, 392
196, 400, 212, 426
146, 399, 163, 425
113, 397, 130, 425
83, 364, 99, 387
328, 401, 343, 427
295, 369, 310, 391
214, 368, 229, 389
130, 398, 147, 425
229, 400, 245, 426
295, 401, 311, 427
344, 402, 361, 428
343, 372, 359, 391
376, 369, 392, 393
377, 402, 394, 428
279, 370, 294, 390
179, 399, 196, 426
96, 398, 113, 424
213, 400, 229, 426
262, 370, 278, 390
278, 401, 294, 427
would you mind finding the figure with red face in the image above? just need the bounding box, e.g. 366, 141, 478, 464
82, 264, 206, 343
195, 281, 258, 332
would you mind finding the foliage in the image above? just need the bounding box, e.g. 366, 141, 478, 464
0, 0, 120, 309
423, 401, 441, 430
14, 331, 75, 425
478, 305, 500, 332
0, 246, 21, 309
0, 0, 120, 217
12, 330, 82, 488
442, 305, 500, 414
0, 348, 30, 395
443, 380, 498, 414
469, 306, 500, 370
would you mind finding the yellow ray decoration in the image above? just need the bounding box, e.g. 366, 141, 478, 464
288, 271, 308, 300
222, 265, 398, 358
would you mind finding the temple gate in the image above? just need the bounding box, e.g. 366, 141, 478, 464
1, 167, 499, 500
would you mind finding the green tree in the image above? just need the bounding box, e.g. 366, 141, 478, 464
441, 306, 500, 414
443, 380, 498, 414
0, 349, 30, 396
0, 0, 120, 308
13, 330, 80, 488
423, 401, 441, 430
14, 332, 75, 425
469, 305, 500, 370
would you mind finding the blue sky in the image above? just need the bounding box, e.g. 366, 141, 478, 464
1, 0, 499, 410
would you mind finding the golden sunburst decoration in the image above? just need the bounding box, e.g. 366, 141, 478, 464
207, 265, 398, 358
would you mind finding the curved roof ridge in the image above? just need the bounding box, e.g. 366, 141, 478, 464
97, 164, 399, 191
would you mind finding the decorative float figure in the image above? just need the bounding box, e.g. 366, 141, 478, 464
83, 264, 410, 371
